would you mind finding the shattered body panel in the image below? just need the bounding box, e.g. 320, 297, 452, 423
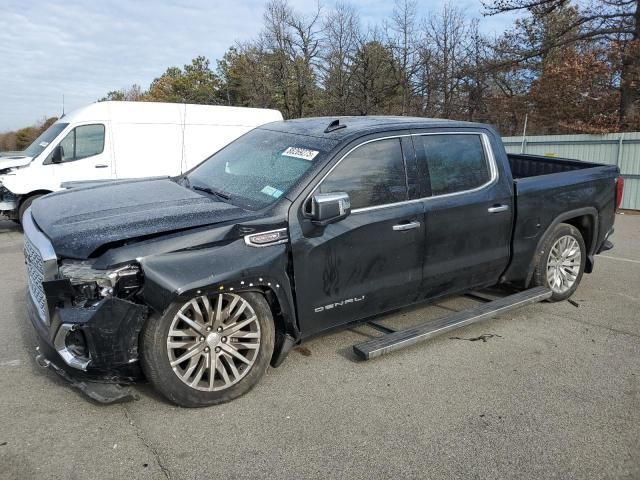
30, 282, 147, 381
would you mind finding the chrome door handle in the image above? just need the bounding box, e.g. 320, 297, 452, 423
94, 164, 108, 169
488, 205, 509, 213
393, 221, 421, 231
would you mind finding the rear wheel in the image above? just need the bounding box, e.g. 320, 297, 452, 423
141, 291, 274, 407
532, 223, 586, 302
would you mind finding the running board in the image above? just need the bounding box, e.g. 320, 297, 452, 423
353, 286, 552, 360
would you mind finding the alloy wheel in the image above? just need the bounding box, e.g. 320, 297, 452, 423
546, 235, 581, 294
166, 293, 261, 392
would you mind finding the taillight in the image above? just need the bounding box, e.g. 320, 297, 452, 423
615, 176, 624, 210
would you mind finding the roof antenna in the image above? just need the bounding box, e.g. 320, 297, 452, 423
324, 119, 347, 133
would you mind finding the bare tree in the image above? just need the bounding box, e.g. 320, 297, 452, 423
320, 2, 361, 114
423, 3, 470, 117
388, 0, 420, 115
287, 2, 323, 117
483, 0, 640, 128
461, 20, 492, 121
261, 0, 322, 118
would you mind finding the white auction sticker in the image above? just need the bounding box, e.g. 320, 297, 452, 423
261, 185, 284, 198
282, 146, 319, 161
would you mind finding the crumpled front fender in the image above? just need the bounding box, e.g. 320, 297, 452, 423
139, 238, 300, 361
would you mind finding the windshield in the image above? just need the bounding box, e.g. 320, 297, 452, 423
187, 128, 335, 210
23, 122, 69, 158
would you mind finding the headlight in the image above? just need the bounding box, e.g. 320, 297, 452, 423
0, 185, 16, 200
58, 261, 142, 300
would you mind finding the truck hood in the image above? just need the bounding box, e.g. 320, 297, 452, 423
31, 178, 252, 259
0, 155, 32, 169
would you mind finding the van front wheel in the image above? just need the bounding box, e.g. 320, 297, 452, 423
141, 291, 275, 407
18, 194, 43, 224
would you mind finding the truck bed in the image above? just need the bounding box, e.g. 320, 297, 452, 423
502, 153, 619, 286
507, 153, 599, 179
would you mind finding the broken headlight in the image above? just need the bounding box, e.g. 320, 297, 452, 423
58, 261, 142, 302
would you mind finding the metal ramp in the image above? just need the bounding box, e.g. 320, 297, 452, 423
353, 286, 552, 360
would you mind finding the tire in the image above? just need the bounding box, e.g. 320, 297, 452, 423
141, 291, 275, 407
532, 223, 586, 302
18, 194, 43, 224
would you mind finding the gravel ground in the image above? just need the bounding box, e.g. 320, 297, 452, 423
0, 214, 638, 480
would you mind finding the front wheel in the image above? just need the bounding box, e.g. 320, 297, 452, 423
18, 194, 43, 224
141, 291, 275, 407
532, 223, 586, 302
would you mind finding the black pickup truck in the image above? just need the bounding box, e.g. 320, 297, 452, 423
23, 117, 623, 407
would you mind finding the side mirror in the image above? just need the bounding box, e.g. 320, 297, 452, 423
310, 192, 351, 226
50, 145, 64, 164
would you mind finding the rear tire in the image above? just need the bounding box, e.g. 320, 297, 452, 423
141, 291, 275, 407
18, 194, 43, 224
532, 223, 586, 302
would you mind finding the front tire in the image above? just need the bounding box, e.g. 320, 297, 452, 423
18, 194, 43, 224
532, 223, 586, 302
141, 291, 275, 407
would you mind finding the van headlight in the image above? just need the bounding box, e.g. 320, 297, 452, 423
58, 261, 142, 301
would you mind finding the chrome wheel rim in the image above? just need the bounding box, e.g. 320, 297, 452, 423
546, 235, 581, 294
167, 293, 261, 392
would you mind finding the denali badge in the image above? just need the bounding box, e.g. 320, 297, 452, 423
314, 295, 365, 313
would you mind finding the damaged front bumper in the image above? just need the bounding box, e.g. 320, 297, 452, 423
23, 209, 149, 403
27, 289, 148, 403
0, 185, 18, 218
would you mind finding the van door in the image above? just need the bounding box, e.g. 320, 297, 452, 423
47, 123, 112, 185
289, 135, 425, 337
111, 122, 183, 178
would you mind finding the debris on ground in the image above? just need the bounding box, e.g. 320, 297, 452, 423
294, 346, 312, 357
449, 333, 502, 343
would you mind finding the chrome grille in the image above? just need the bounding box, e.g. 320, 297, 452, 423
22, 209, 57, 326
24, 234, 47, 322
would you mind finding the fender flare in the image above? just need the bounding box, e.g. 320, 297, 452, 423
525, 206, 599, 286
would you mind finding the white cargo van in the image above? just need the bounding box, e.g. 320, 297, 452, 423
0, 101, 283, 221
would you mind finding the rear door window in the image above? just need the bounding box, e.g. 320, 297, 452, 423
319, 138, 408, 210
417, 134, 490, 196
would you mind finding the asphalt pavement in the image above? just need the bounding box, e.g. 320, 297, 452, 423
0, 214, 638, 480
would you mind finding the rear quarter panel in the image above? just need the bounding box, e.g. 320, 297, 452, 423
502, 165, 619, 285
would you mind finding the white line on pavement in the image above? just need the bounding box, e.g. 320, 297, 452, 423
600, 255, 640, 265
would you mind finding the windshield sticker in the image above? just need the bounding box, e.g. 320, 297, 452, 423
261, 185, 283, 198
282, 146, 319, 161
39, 141, 49, 148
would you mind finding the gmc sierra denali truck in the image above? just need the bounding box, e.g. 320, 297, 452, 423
23, 117, 623, 407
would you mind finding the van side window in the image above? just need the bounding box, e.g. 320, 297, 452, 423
59, 124, 105, 162
319, 138, 407, 210
418, 134, 490, 196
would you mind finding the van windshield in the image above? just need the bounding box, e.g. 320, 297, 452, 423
23, 123, 69, 158
187, 128, 336, 210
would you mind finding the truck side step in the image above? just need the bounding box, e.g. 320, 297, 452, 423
353, 286, 552, 360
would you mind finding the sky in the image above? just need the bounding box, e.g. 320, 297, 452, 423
0, 0, 516, 132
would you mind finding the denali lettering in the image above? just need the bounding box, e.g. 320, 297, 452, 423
314, 295, 365, 313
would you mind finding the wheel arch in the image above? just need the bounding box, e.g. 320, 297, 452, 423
525, 207, 598, 287
18, 189, 53, 206
17, 190, 53, 223
138, 241, 300, 367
